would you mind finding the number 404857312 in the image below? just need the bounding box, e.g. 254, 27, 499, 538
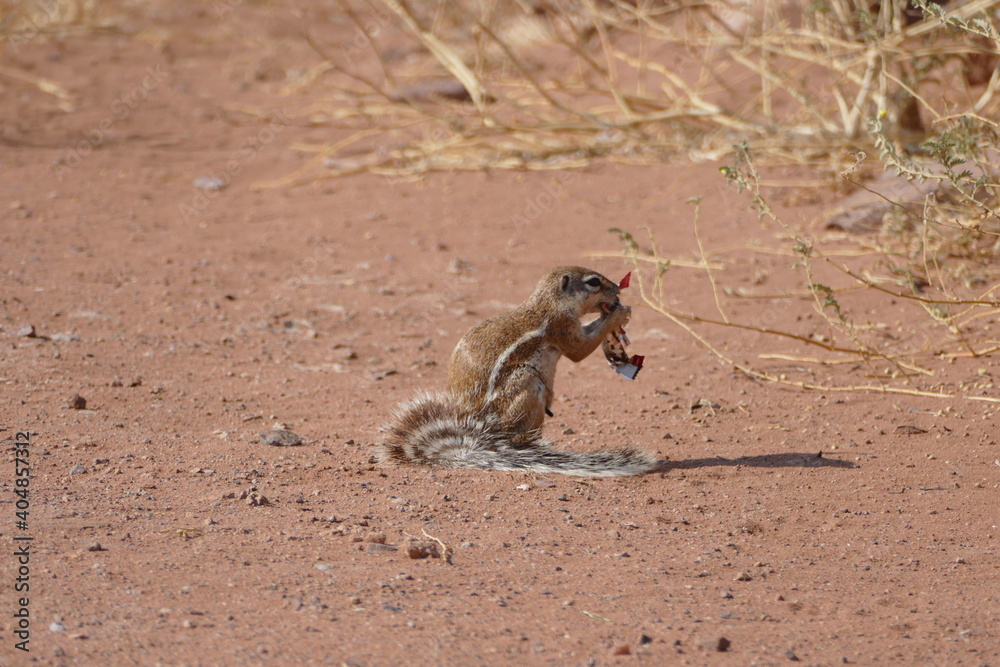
14, 432, 30, 527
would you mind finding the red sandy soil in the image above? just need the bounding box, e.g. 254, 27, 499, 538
2, 4, 998, 665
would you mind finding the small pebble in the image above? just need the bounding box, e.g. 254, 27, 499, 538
734, 571, 752, 581
260, 429, 303, 447
69, 464, 86, 476
84, 542, 103, 552
448, 257, 474, 274
704, 636, 731, 652
406, 544, 435, 559
193, 176, 226, 191
69, 394, 87, 409
49, 622, 66, 632
245, 492, 269, 507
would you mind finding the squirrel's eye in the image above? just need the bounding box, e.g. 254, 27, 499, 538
584, 277, 602, 288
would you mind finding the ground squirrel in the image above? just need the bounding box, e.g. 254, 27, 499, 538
380, 266, 658, 477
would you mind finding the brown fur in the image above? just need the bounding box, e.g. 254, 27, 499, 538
381, 267, 658, 477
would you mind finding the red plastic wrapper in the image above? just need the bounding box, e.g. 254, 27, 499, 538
602, 272, 644, 381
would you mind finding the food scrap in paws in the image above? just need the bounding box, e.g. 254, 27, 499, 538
602, 272, 645, 380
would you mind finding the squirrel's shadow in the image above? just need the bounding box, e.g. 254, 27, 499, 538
654, 452, 858, 472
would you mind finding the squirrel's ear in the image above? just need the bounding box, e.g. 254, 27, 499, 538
561, 274, 571, 293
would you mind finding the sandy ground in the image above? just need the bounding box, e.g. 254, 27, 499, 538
2, 3, 998, 665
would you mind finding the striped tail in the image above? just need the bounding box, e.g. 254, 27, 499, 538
380, 392, 659, 477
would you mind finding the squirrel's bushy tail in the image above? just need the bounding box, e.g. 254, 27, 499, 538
380, 392, 659, 477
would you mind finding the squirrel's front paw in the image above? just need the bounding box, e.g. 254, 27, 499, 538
606, 301, 631, 328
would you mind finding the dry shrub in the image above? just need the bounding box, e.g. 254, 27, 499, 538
0, 0, 116, 108
605, 137, 1000, 403
266, 0, 1000, 181
259, 1, 1000, 398
0, 0, 115, 48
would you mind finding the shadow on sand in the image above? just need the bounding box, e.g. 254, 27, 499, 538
656, 452, 858, 472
